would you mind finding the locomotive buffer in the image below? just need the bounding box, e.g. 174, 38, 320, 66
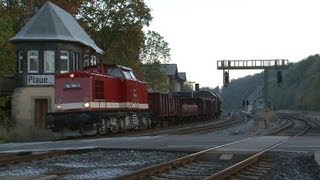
217, 59, 289, 110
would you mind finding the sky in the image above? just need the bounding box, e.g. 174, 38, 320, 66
144, 0, 320, 88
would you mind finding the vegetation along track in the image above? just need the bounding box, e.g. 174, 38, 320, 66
114, 113, 311, 179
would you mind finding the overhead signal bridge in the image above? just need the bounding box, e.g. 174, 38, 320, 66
217, 59, 289, 110
217, 59, 289, 70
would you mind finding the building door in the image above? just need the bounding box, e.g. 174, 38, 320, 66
34, 98, 48, 128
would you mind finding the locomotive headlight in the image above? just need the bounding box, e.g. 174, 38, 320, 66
70, 73, 75, 78
56, 105, 62, 109
84, 102, 90, 108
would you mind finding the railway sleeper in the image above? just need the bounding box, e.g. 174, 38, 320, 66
175, 168, 217, 174
257, 162, 275, 168
251, 166, 270, 171
245, 168, 266, 175
155, 173, 210, 179
237, 174, 259, 180
256, 164, 274, 170
176, 165, 219, 172
246, 168, 268, 174
189, 161, 219, 167
241, 170, 264, 176
150, 177, 168, 180
167, 169, 215, 176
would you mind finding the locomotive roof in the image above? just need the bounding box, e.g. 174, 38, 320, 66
84, 64, 132, 71
10, 1, 103, 54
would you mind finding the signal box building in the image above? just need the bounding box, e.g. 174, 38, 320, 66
9, 1, 102, 128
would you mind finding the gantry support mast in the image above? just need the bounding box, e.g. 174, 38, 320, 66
217, 59, 289, 110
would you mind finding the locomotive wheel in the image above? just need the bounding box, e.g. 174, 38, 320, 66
98, 118, 108, 134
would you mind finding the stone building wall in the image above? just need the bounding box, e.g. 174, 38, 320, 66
12, 87, 53, 128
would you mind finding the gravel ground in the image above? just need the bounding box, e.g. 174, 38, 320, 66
207, 117, 287, 136
262, 152, 320, 180
0, 150, 318, 179
0, 114, 318, 179
0, 150, 189, 179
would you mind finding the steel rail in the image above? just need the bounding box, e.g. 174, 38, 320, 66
0, 151, 66, 167
207, 113, 311, 180
263, 118, 295, 135
113, 138, 253, 180
167, 118, 244, 135
113, 113, 311, 180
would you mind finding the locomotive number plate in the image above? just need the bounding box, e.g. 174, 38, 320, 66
64, 83, 81, 89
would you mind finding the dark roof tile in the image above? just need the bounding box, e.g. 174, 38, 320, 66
10, 1, 103, 53
178, 72, 186, 81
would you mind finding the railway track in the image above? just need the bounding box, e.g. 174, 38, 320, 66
56, 113, 243, 140
273, 113, 311, 136
0, 151, 66, 167
0, 114, 243, 171
144, 117, 244, 136
0, 113, 312, 179
114, 113, 311, 180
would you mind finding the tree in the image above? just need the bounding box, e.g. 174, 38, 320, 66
0, 6, 15, 76
140, 30, 171, 92
181, 81, 194, 92
78, 0, 152, 72
140, 31, 170, 64
0, 5, 15, 128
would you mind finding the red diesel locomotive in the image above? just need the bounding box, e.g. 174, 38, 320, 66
46, 64, 222, 134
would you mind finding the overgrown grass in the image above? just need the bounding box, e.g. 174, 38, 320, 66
0, 126, 56, 143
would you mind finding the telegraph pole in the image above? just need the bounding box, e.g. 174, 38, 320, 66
264, 69, 269, 110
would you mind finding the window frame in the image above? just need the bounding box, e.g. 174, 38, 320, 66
44, 50, 55, 73
27, 50, 39, 73
60, 51, 69, 73
72, 52, 79, 71
18, 51, 23, 73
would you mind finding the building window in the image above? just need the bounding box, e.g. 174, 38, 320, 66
60, 51, 69, 73
28, 50, 39, 73
44, 50, 55, 73
91, 55, 97, 65
84, 54, 90, 67
18, 51, 23, 73
73, 52, 79, 71
84, 53, 97, 67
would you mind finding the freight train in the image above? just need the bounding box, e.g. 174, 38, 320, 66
46, 63, 222, 134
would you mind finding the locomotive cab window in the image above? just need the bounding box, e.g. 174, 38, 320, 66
123, 70, 136, 80
107, 68, 123, 78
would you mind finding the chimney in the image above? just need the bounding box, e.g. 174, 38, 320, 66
195, 83, 199, 91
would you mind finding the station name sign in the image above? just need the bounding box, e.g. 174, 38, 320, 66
27, 75, 54, 85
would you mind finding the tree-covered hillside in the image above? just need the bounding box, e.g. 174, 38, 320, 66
221, 54, 320, 111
